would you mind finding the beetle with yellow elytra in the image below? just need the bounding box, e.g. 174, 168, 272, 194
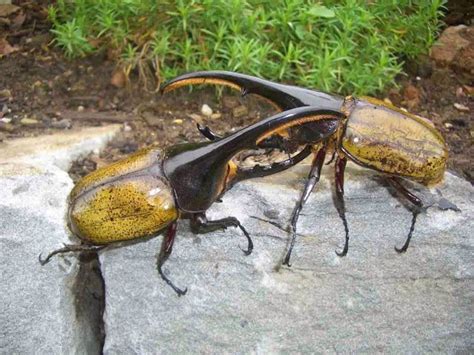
39, 106, 341, 295
162, 71, 448, 266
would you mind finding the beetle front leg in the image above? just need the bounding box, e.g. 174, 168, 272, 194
197, 123, 220, 141
39, 244, 106, 265
335, 156, 349, 257
386, 177, 423, 253
283, 145, 327, 266
157, 222, 188, 296
233, 145, 312, 184
191, 213, 253, 255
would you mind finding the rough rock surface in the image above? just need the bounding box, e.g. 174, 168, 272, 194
0, 126, 120, 354
1, 128, 472, 353
101, 164, 473, 354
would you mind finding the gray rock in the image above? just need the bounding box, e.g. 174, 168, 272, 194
100, 164, 473, 354
3, 126, 471, 354
0, 125, 121, 354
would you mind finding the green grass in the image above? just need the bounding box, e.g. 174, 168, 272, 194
48, 0, 446, 95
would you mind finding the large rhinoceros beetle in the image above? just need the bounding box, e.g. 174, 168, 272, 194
162, 71, 448, 265
40, 106, 343, 295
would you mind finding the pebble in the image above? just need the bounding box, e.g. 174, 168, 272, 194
51, 119, 72, 129
201, 104, 213, 117
173, 119, 183, 125
444, 122, 454, 129
453, 103, 469, 112
77, 105, 85, 112
210, 113, 222, 120
110, 68, 126, 88
20, 117, 40, 126
233, 105, 248, 118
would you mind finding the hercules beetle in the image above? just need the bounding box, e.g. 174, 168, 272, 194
39, 106, 344, 295
162, 71, 448, 265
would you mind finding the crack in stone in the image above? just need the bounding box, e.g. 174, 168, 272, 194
72, 251, 106, 355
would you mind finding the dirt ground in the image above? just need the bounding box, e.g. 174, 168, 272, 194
1, 1, 472, 183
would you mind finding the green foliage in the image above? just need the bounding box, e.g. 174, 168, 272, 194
48, 0, 446, 95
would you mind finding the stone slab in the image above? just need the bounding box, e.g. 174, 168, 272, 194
100, 163, 473, 354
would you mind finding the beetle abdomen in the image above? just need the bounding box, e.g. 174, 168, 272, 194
68, 148, 178, 244
341, 99, 448, 185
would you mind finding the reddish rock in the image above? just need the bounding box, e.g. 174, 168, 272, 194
430, 25, 473, 75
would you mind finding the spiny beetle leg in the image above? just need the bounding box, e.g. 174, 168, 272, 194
234, 145, 312, 183
387, 177, 423, 253
395, 211, 420, 253
283, 145, 327, 267
39, 244, 106, 265
191, 213, 253, 255
334, 156, 349, 257
197, 123, 291, 152
157, 222, 187, 296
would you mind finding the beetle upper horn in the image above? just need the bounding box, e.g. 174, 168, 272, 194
161, 71, 344, 112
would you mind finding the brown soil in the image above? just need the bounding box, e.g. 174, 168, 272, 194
1, 1, 472, 183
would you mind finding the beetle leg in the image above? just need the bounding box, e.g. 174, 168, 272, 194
39, 244, 106, 265
157, 222, 188, 296
283, 145, 327, 266
233, 145, 312, 183
386, 177, 423, 253
191, 213, 253, 255
197, 123, 220, 141
197, 122, 295, 155
335, 156, 349, 257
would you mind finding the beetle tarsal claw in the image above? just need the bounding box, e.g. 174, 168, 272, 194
38, 253, 50, 266
38, 244, 106, 265
157, 264, 188, 296
335, 244, 348, 257
237, 223, 253, 256
335, 229, 349, 257
394, 210, 420, 253
282, 255, 292, 267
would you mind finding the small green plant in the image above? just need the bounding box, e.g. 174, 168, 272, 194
48, 0, 446, 95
